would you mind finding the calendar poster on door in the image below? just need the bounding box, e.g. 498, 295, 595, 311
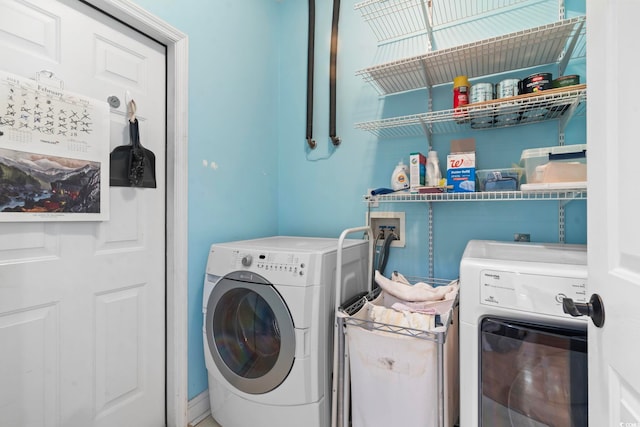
0, 70, 110, 222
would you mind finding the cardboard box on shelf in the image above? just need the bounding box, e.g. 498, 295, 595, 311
409, 152, 426, 191
447, 138, 476, 192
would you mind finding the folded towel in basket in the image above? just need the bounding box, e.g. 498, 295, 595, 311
374, 270, 458, 302
368, 303, 435, 331
390, 302, 437, 315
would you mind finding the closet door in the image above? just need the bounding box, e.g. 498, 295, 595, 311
0, 1, 166, 425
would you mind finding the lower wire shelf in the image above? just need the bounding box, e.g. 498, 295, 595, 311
365, 189, 587, 204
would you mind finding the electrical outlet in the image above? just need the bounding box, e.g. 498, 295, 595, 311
366, 211, 406, 247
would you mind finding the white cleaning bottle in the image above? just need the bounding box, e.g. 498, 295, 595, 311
391, 160, 409, 191
426, 151, 442, 186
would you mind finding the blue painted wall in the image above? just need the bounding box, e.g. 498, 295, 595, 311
133, 0, 587, 400
132, 0, 282, 398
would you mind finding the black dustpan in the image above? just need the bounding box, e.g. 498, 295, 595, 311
110, 118, 156, 188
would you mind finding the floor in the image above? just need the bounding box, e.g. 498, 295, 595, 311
193, 415, 221, 427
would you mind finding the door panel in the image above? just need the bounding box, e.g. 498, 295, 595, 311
94, 286, 145, 414
0, 0, 59, 61
0, 304, 59, 427
0, 222, 60, 262
0, 0, 166, 426
587, 0, 640, 425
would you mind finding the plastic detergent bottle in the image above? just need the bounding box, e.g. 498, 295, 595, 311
391, 160, 409, 191
426, 151, 442, 186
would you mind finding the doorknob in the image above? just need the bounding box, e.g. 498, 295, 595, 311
562, 294, 605, 328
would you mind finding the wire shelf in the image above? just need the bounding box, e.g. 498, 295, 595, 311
354, 0, 542, 43
356, 16, 585, 95
356, 85, 586, 137
365, 189, 587, 203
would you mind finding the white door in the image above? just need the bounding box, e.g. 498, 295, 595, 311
587, 0, 640, 425
0, 0, 166, 426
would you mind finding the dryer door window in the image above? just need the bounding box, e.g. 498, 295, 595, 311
205, 274, 295, 395
479, 317, 587, 427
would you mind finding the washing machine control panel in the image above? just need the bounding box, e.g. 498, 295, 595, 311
230, 250, 313, 285
479, 269, 588, 320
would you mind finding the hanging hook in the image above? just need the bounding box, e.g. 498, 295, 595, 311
124, 90, 137, 122
128, 99, 137, 123
125, 90, 133, 107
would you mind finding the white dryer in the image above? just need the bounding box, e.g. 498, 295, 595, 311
459, 240, 588, 427
202, 236, 370, 427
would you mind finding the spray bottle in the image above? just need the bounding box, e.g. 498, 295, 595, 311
390, 160, 409, 191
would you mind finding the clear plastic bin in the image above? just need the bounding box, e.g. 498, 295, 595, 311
520, 144, 586, 184
476, 168, 524, 191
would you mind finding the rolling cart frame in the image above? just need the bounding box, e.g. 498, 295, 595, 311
332, 226, 459, 427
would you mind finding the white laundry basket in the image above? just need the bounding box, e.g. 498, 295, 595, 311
343, 285, 459, 427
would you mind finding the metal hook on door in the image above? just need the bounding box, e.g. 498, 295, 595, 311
36, 70, 64, 89
38, 70, 55, 79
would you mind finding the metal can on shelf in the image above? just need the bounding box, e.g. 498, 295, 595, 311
453, 75, 470, 108
453, 75, 470, 122
496, 79, 520, 98
520, 73, 553, 93
552, 74, 580, 88
470, 82, 494, 103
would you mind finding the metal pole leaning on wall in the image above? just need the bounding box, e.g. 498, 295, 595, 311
306, 0, 316, 149
329, 0, 341, 147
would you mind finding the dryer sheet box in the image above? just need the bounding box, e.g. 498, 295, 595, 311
409, 152, 426, 192
447, 138, 476, 192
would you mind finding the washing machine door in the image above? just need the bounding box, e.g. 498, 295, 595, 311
205, 271, 296, 394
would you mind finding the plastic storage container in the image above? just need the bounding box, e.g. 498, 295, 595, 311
426, 151, 442, 187
520, 144, 587, 185
476, 168, 524, 191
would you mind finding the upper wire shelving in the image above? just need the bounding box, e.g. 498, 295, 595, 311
356, 16, 586, 95
356, 84, 586, 138
354, 0, 539, 44
353, 0, 587, 139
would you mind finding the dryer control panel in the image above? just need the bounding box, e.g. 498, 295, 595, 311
479, 269, 588, 321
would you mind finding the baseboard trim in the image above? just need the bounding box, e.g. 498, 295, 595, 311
188, 390, 211, 426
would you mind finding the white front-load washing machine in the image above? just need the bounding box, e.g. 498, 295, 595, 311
202, 236, 370, 427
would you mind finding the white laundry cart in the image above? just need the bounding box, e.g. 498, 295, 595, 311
332, 264, 459, 427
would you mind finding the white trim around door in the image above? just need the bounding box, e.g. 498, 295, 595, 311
82, 1, 189, 426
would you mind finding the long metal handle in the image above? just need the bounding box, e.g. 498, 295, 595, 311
331, 226, 374, 427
